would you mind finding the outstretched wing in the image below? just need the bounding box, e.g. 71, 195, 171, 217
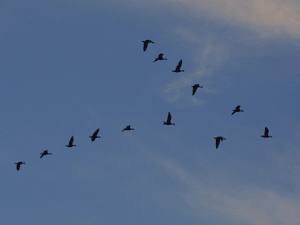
69, 136, 74, 145
93, 128, 99, 136
16, 163, 20, 170
264, 127, 269, 136
215, 138, 220, 149
175, 60, 182, 71
143, 42, 148, 51
192, 86, 197, 95
167, 112, 172, 123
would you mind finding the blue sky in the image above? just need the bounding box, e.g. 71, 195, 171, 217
1, 1, 300, 224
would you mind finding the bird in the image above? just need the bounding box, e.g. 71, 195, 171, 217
66, 136, 76, 147
163, 112, 175, 125
90, 128, 101, 141
153, 53, 167, 62
15, 161, 25, 171
142, 40, 154, 51
261, 127, 272, 138
172, 59, 184, 73
214, 136, 226, 149
191, 84, 203, 95
122, 125, 134, 132
231, 105, 244, 115
40, 150, 52, 159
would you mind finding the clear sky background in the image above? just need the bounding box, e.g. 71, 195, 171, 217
1, 0, 300, 225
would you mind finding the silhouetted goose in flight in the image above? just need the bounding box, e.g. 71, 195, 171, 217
191, 84, 203, 95
15, 161, 25, 171
40, 150, 52, 159
214, 136, 226, 149
261, 127, 272, 138
142, 40, 154, 51
154, 53, 167, 62
122, 125, 134, 132
90, 128, 101, 141
163, 112, 175, 125
172, 59, 184, 73
66, 136, 76, 147
231, 105, 244, 115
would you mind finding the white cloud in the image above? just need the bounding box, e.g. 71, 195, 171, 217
169, 0, 300, 37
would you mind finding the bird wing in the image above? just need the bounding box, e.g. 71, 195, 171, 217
192, 86, 197, 95
216, 138, 220, 149
167, 112, 172, 122
16, 163, 20, 170
93, 129, 99, 136
231, 110, 236, 115
265, 127, 269, 136
69, 136, 74, 145
236, 105, 240, 110
175, 60, 182, 70
143, 42, 148, 51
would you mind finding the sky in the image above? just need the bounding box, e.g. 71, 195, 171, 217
1, 0, 300, 224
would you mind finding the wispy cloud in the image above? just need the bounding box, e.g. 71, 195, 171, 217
155, 156, 300, 225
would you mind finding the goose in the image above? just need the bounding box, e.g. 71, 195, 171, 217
191, 84, 203, 95
154, 53, 167, 62
214, 136, 226, 149
90, 128, 101, 141
40, 150, 52, 159
231, 105, 244, 115
15, 161, 25, 171
66, 136, 76, 147
142, 40, 154, 51
122, 125, 134, 132
172, 59, 184, 73
163, 112, 175, 125
261, 127, 272, 138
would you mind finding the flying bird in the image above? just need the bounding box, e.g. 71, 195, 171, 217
15, 161, 25, 171
90, 128, 101, 141
40, 150, 52, 159
163, 112, 175, 125
172, 59, 184, 73
214, 136, 226, 149
142, 40, 154, 51
122, 125, 134, 132
261, 127, 272, 138
154, 53, 167, 62
66, 136, 76, 147
231, 105, 244, 115
191, 84, 203, 95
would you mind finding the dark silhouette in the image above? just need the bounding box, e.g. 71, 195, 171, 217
231, 105, 244, 115
191, 84, 203, 95
143, 40, 154, 51
214, 136, 226, 149
40, 150, 52, 159
66, 136, 76, 147
90, 128, 101, 141
163, 112, 175, 125
122, 125, 134, 132
261, 127, 272, 138
15, 161, 25, 171
172, 59, 184, 73
154, 53, 167, 62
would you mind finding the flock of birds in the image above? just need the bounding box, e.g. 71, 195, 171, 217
14, 39, 273, 171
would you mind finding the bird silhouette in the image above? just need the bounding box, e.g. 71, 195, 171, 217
90, 128, 101, 141
15, 161, 25, 171
163, 112, 175, 125
154, 53, 167, 62
66, 136, 76, 147
40, 150, 52, 159
214, 136, 226, 149
261, 127, 272, 138
231, 105, 244, 115
191, 84, 203, 95
172, 59, 184, 73
122, 125, 134, 132
142, 40, 154, 51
